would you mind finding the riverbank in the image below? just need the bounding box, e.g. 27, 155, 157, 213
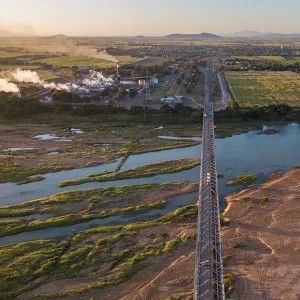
0, 182, 198, 239
0, 205, 198, 300
222, 168, 300, 299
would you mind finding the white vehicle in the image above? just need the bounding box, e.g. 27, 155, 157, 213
207, 173, 211, 184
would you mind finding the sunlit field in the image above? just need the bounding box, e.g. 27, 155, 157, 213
226, 71, 300, 107
30, 55, 142, 67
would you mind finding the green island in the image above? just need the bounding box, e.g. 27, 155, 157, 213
57, 158, 200, 188
0, 182, 198, 237
226, 174, 258, 186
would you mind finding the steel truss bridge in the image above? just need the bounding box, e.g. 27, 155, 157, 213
194, 67, 225, 300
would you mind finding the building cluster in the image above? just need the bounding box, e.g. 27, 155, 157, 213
106, 44, 295, 59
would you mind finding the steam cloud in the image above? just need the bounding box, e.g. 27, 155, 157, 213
0, 79, 20, 93
55, 40, 118, 62
82, 70, 114, 87
11, 68, 70, 91
12, 69, 42, 84
1, 68, 115, 95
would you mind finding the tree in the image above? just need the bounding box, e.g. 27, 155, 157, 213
128, 89, 137, 99
115, 87, 127, 101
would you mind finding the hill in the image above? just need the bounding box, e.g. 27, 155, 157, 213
226, 31, 300, 38
48, 34, 68, 39
0, 29, 18, 37
164, 33, 221, 39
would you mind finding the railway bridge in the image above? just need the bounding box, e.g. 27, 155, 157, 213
194, 67, 225, 300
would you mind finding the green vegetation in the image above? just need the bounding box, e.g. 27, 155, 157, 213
0, 162, 73, 184
0, 204, 197, 299
233, 56, 286, 62
260, 197, 269, 203
0, 183, 189, 219
134, 57, 170, 66
17, 176, 45, 185
151, 80, 176, 101
220, 214, 230, 227
226, 174, 258, 186
36, 71, 60, 81
73, 205, 197, 241
57, 158, 200, 188
215, 123, 262, 138
0, 51, 31, 58
224, 273, 235, 296
217, 173, 224, 178
232, 242, 247, 249
0, 65, 40, 70
226, 71, 300, 107
31, 55, 141, 67
0, 200, 166, 238
121, 139, 200, 155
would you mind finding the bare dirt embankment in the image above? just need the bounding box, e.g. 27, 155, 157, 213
94, 169, 300, 300
223, 169, 300, 300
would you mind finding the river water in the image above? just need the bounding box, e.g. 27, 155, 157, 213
1, 123, 300, 246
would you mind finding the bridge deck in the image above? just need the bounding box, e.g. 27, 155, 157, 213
194, 68, 225, 300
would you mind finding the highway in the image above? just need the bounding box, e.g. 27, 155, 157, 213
194, 64, 225, 299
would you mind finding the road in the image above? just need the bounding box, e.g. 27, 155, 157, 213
175, 68, 190, 96
194, 65, 225, 299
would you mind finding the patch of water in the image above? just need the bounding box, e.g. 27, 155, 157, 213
33, 134, 72, 142
2, 123, 300, 245
0, 213, 56, 222
0, 158, 122, 206
158, 136, 201, 142
55, 139, 73, 142
0, 192, 198, 246
2, 148, 35, 152
46, 152, 60, 155
33, 134, 59, 141
71, 128, 84, 134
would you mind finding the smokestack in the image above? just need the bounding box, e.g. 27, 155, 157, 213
116, 62, 121, 82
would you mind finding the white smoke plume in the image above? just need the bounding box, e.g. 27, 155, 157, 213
10, 69, 70, 91
0, 79, 20, 93
53, 39, 118, 62
12, 69, 42, 84
82, 70, 114, 87
73, 48, 118, 63
43, 82, 70, 91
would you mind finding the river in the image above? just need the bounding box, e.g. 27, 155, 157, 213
0, 123, 299, 246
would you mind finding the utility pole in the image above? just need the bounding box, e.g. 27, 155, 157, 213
145, 66, 152, 105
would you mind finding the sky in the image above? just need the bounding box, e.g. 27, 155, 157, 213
0, 0, 299, 36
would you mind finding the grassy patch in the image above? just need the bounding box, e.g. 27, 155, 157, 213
73, 205, 197, 242
0, 200, 167, 238
17, 176, 45, 185
133, 57, 169, 66
232, 242, 247, 249
0, 162, 73, 184
259, 197, 269, 203
0, 203, 197, 299
57, 158, 200, 188
31, 55, 141, 67
0, 65, 41, 70
0, 51, 32, 58
226, 174, 258, 186
233, 56, 286, 62
0, 183, 188, 218
36, 71, 60, 81
226, 71, 300, 107
224, 273, 235, 296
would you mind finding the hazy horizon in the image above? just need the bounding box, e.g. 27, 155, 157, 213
1, 0, 299, 36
